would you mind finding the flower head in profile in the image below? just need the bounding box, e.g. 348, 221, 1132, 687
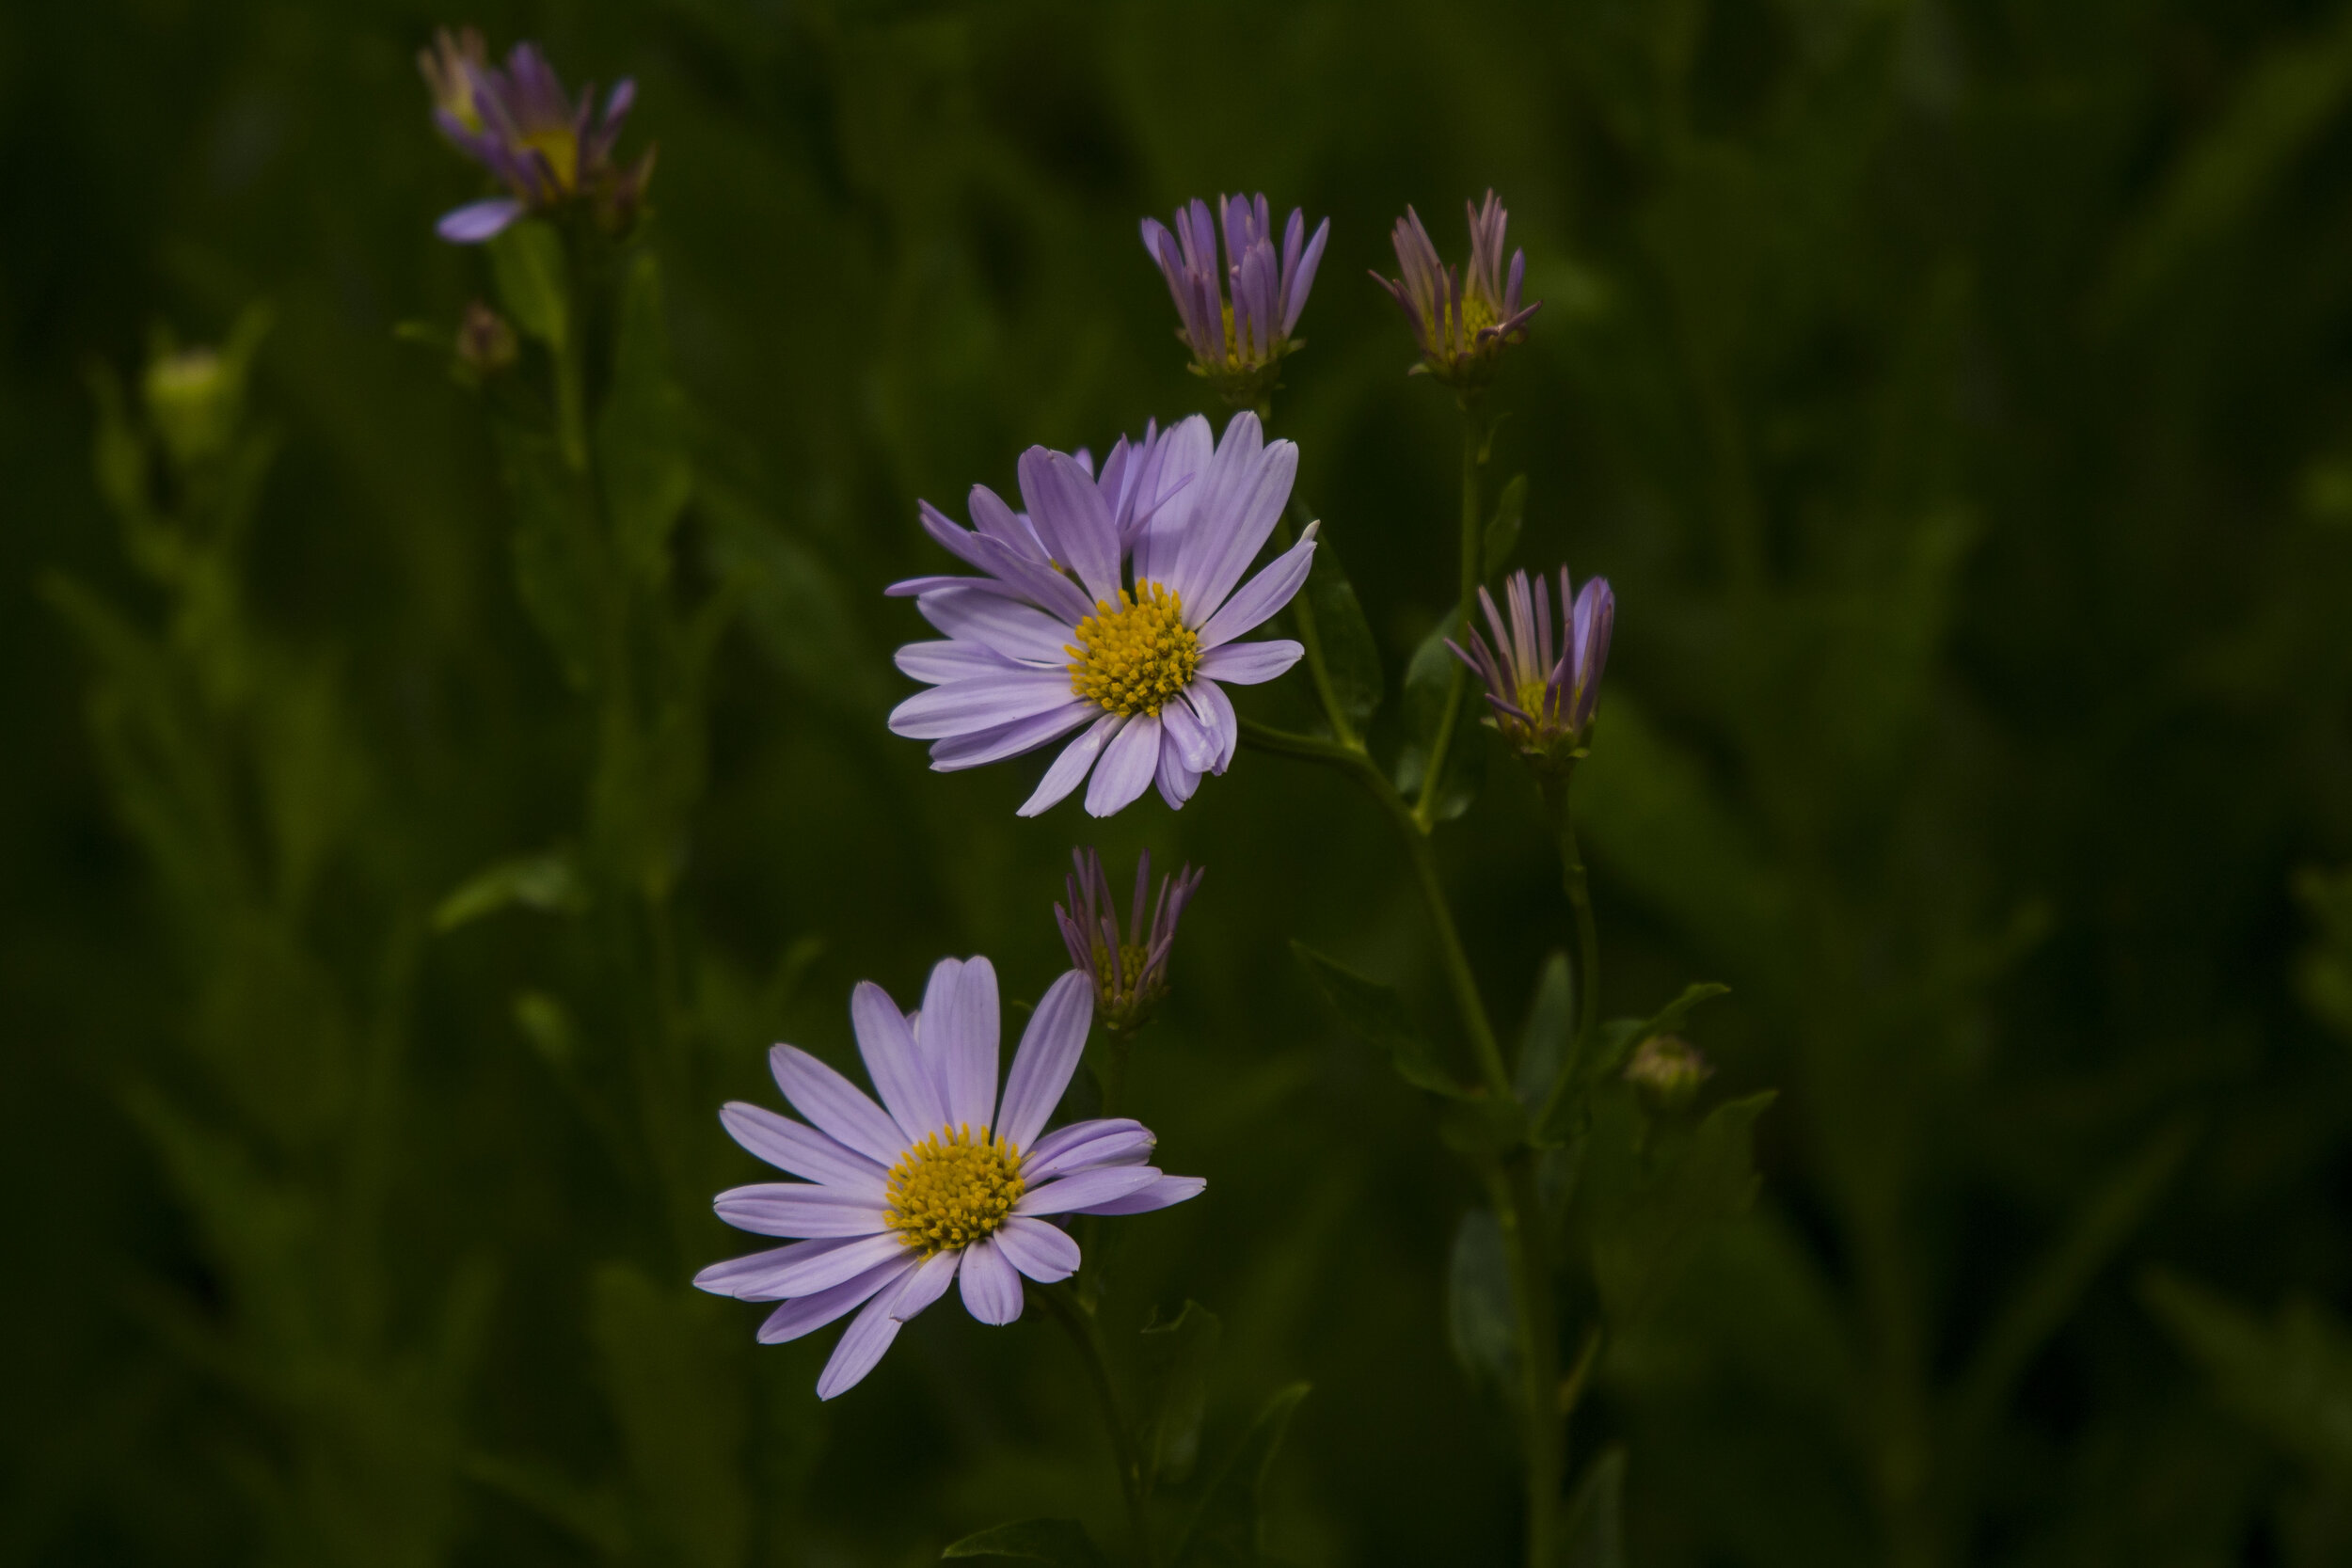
1142, 195, 1329, 409
1448, 565, 1613, 767
887, 412, 1317, 817
1057, 847, 1203, 1035
418, 28, 654, 244
1372, 190, 1541, 388
696, 959, 1203, 1400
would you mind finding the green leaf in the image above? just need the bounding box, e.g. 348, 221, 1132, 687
510, 990, 577, 1070
942, 1518, 1108, 1566
432, 849, 587, 932
487, 219, 569, 351
1582, 1090, 1776, 1330
2143, 1272, 2352, 1480
1139, 1301, 1223, 1488
494, 424, 605, 690
598, 251, 694, 583
1290, 941, 1465, 1097
1446, 1208, 1517, 1394
1558, 1447, 1626, 1568
699, 477, 890, 717
1534, 982, 1728, 1144
463, 1452, 631, 1557
1483, 473, 1527, 579
1393, 617, 1486, 822
1173, 1383, 1310, 1568
1515, 951, 1574, 1107
1300, 532, 1382, 732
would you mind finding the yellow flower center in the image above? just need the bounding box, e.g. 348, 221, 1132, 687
1067, 582, 1200, 718
884, 1125, 1025, 1258
519, 127, 580, 190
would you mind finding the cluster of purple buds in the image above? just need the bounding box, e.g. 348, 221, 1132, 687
419, 27, 655, 244
1142, 194, 1329, 409
1374, 190, 1542, 389
1448, 566, 1614, 767
1056, 847, 1204, 1035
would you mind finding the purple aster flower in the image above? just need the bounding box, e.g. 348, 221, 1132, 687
1057, 847, 1203, 1035
885, 411, 1317, 817
1372, 190, 1542, 388
1141, 194, 1329, 408
418, 29, 654, 244
694, 959, 1203, 1400
1447, 566, 1613, 764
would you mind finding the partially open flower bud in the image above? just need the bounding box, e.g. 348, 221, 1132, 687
1055, 847, 1203, 1036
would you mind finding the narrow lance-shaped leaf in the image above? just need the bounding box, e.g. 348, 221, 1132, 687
943, 1518, 1110, 1567
1559, 1447, 1627, 1568
1298, 531, 1382, 734
1140, 1301, 1223, 1488
1483, 472, 1527, 579
599, 251, 694, 584
1291, 941, 1466, 1098
487, 219, 569, 351
1395, 613, 1486, 821
1172, 1383, 1311, 1568
1447, 1208, 1517, 1395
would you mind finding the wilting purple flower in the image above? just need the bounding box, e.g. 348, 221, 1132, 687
886, 411, 1317, 817
1057, 847, 1203, 1034
1372, 190, 1542, 388
1448, 566, 1613, 762
418, 29, 654, 243
1142, 194, 1329, 407
695, 959, 1203, 1399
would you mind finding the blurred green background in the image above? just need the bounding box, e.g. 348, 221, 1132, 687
11, 0, 2352, 1563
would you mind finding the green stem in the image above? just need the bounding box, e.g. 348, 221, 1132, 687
1036, 1283, 1152, 1567
1494, 1161, 1562, 1568
1540, 772, 1601, 1054
1413, 406, 1486, 830
1276, 508, 1355, 750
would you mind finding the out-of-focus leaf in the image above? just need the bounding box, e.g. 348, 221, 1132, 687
432, 849, 586, 932
1291, 941, 1464, 1097
599, 251, 693, 583
1140, 1300, 1223, 1488
487, 219, 569, 351
1516, 951, 1575, 1107
1558, 1447, 1626, 1568
1173, 1382, 1311, 1568
1393, 616, 1486, 821
942, 1518, 1107, 1566
1447, 1208, 1518, 1395
1484, 473, 1527, 579
2144, 1271, 2352, 1480
1535, 983, 1727, 1144
511, 990, 577, 1069
2294, 864, 2352, 1041
699, 477, 889, 717
495, 425, 604, 690
588, 1264, 750, 1568
463, 1451, 631, 1557
1582, 1090, 1776, 1330
1300, 533, 1382, 734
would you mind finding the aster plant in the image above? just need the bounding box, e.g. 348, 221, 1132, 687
1142, 194, 1329, 412
1058, 847, 1203, 1042
1373, 189, 1541, 391
419, 26, 653, 242
884, 411, 1318, 816
695, 960, 1201, 1398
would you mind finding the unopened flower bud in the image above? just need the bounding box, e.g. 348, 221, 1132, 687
455, 300, 517, 375
1056, 847, 1202, 1035
143, 347, 238, 467
1624, 1034, 1712, 1110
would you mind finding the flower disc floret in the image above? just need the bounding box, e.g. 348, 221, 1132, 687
885, 1126, 1025, 1257
1067, 584, 1200, 717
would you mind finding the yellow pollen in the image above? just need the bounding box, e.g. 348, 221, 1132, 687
519, 127, 580, 190
884, 1125, 1025, 1258
1066, 582, 1200, 717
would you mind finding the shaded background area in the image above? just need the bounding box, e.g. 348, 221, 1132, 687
9, 0, 2352, 1563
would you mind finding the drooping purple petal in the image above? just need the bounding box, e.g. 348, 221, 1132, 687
437, 197, 526, 243
1154, 742, 1202, 811
818, 1273, 914, 1399
719, 1103, 888, 1196
1158, 697, 1218, 776
1195, 525, 1318, 647
712, 1230, 910, 1300
888, 1246, 963, 1322
995, 1216, 1082, 1283
850, 981, 947, 1141
767, 1045, 908, 1166
1183, 677, 1240, 771
1076, 1173, 1207, 1216
1016, 1164, 1164, 1215
1198, 641, 1304, 688
889, 668, 1085, 741
958, 1234, 1025, 1325
714, 1183, 891, 1239
930, 702, 1095, 772
995, 970, 1094, 1149
1086, 712, 1163, 816
755, 1257, 914, 1343
1018, 711, 1124, 816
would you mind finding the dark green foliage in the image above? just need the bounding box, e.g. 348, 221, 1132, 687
9, 2, 2352, 1565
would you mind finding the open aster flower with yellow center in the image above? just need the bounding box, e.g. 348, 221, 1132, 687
695, 959, 1203, 1400
886, 411, 1318, 816
419, 29, 652, 243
